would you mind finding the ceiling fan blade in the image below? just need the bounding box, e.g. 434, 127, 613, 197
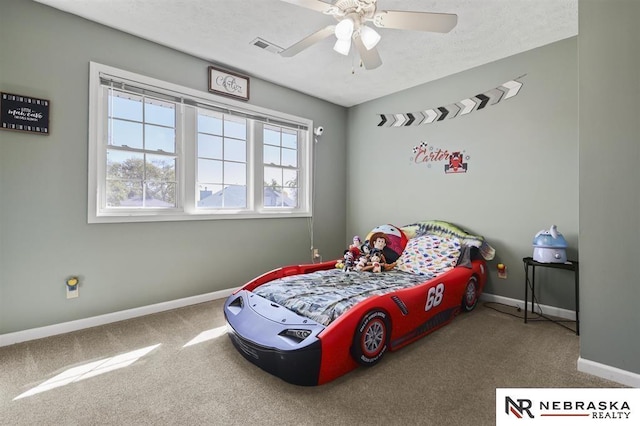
279, 25, 336, 57
353, 34, 382, 70
372, 10, 458, 33
280, 0, 335, 13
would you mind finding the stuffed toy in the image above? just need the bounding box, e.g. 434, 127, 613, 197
360, 233, 397, 272
363, 224, 408, 263
336, 237, 362, 271
350, 236, 362, 251
342, 248, 357, 272
355, 255, 369, 271
361, 252, 383, 273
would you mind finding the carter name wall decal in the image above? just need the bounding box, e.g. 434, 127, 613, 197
377, 77, 524, 127
208, 66, 250, 101
411, 141, 469, 174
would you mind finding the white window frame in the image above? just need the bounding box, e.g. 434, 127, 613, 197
88, 62, 313, 223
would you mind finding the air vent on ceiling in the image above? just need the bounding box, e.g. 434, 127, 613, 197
250, 38, 283, 54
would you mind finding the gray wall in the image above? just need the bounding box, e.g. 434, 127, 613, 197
347, 38, 579, 307
2, 0, 638, 382
578, 0, 640, 376
0, 0, 347, 334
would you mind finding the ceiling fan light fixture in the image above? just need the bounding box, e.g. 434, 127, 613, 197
333, 38, 351, 55
334, 18, 354, 40
360, 25, 381, 50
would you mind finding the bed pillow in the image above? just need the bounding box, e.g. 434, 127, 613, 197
363, 224, 408, 263
395, 235, 462, 276
401, 220, 495, 261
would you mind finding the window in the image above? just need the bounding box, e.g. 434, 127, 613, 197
196, 111, 247, 209
106, 92, 177, 209
263, 125, 299, 208
88, 62, 313, 223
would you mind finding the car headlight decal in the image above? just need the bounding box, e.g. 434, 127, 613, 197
227, 296, 244, 314
279, 329, 312, 343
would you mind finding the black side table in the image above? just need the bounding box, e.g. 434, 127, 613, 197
522, 257, 579, 335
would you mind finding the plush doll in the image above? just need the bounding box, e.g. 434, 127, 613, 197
342, 249, 356, 272
350, 236, 362, 251
355, 255, 369, 271
371, 252, 384, 273
361, 233, 397, 272
336, 238, 362, 271
360, 252, 383, 273
366, 233, 389, 263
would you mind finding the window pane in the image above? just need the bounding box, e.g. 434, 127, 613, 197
107, 150, 144, 180
283, 187, 298, 207
144, 182, 176, 208
221, 184, 246, 208
282, 130, 297, 149
263, 187, 280, 207
197, 184, 246, 208
145, 99, 175, 127
264, 186, 297, 207
146, 154, 176, 182
111, 92, 142, 121
264, 166, 282, 186
110, 119, 143, 149
224, 117, 246, 139
283, 169, 297, 187
198, 113, 223, 135
281, 148, 297, 167
107, 180, 143, 207
264, 145, 280, 165
198, 158, 222, 183
145, 124, 175, 153
197, 184, 223, 207
224, 162, 246, 186
224, 138, 246, 162
198, 134, 223, 159
264, 126, 280, 146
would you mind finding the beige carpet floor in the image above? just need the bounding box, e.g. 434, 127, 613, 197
0, 299, 623, 425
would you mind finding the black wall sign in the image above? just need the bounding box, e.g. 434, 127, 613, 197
1, 92, 50, 135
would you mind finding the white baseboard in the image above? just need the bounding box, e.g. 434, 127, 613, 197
0, 288, 236, 347
578, 357, 640, 388
480, 292, 576, 321
481, 293, 639, 388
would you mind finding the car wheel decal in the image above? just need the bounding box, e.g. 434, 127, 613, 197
362, 318, 385, 357
462, 276, 479, 312
351, 310, 389, 366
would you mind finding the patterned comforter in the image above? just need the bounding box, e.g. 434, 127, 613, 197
253, 269, 428, 326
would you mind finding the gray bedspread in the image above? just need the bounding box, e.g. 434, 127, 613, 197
253, 269, 428, 326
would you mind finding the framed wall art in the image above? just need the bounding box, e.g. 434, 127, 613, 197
1, 92, 50, 135
208, 66, 250, 101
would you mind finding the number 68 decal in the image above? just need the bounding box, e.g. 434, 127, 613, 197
425, 283, 445, 311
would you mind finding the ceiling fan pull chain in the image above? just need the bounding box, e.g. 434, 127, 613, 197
351, 51, 356, 74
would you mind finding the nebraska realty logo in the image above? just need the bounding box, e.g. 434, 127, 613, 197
496, 389, 639, 425
410, 141, 470, 174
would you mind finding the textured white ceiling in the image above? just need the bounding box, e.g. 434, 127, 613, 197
34, 0, 578, 107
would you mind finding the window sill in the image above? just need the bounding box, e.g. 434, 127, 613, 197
88, 210, 312, 224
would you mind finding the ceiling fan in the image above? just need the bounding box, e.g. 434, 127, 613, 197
278, 0, 458, 70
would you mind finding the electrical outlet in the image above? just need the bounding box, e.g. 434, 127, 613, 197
497, 263, 507, 279
312, 248, 322, 263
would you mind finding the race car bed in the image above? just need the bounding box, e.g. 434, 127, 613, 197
224, 221, 494, 386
